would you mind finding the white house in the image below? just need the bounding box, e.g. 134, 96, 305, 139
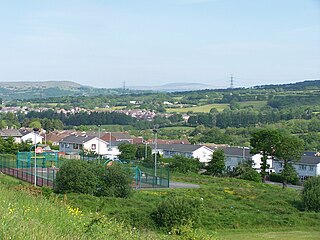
273, 152, 320, 180
219, 146, 275, 173
19, 129, 43, 144
156, 144, 213, 163
59, 135, 109, 156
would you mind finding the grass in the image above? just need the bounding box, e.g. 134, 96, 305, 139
238, 101, 267, 109
1, 171, 320, 239
167, 103, 229, 113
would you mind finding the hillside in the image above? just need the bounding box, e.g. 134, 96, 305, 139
1, 173, 319, 239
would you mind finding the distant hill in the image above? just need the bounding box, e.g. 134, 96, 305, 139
0, 81, 123, 101
130, 82, 212, 92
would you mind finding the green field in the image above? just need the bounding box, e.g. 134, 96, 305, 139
1, 171, 320, 239
238, 101, 268, 109
167, 103, 229, 113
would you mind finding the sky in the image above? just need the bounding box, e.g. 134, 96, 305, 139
0, 0, 319, 89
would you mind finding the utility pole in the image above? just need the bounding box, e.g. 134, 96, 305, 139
230, 74, 234, 89
97, 124, 101, 164
153, 125, 159, 178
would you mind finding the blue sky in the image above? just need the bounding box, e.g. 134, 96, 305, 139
0, 0, 319, 88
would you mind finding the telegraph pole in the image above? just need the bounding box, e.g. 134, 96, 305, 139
230, 74, 234, 89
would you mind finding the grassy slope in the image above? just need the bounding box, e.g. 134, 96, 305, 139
167, 103, 229, 113
1, 173, 320, 239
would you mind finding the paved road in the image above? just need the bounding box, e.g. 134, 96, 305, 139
265, 180, 303, 190
169, 181, 200, 188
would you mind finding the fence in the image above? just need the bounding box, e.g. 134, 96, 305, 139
0, 153, 58, 187
128, 161, 170, 188
0, 154, 170, 189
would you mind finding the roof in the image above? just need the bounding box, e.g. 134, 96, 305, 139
157, 144, 209, 153
60, 135, 96, 144
111, 132, 133, 139
274, 152, 320, 165
300, 156, 320, 165
0, 129, 22, 137
220, 147, 253, 158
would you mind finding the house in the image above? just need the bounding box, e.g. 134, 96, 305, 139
46, 130, 78, 146
59, 135, 109, 156
273, 152, 320, 180
19, 129, 43, 144
155, 144, 213, 163
0, 129, 22, 143
101, 132, 134, 144
221, 146, 275, 173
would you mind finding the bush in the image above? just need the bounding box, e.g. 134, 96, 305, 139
269, 172, 299, 185
54, 159, 101, 195
54, 160, 132, 198
168, 155, 201, 173
151, 196, 202, 231
102, 163, 133, 198
240, 168, 261, 183
302, 176, 320, 212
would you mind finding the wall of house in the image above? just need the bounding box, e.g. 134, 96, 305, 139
83, 139, 109, 155
193, 147, 213, 163
22, 133, 43, 144
59, 142, 82, 154
273, 161, 318, 178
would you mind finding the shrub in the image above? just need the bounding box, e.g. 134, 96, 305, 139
54, 159, 101, 195
102, 163, 133, 198
151, 196, 201, 231
240, 168, 261, 183
169, 155, 201, 173
269, 172, 299, 185
302, 176, 320, 212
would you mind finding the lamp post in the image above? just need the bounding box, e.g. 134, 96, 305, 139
153, 125, 159, 178
33, 128, 39, 187
97, 124, 101, 163
145, 141, 148, 160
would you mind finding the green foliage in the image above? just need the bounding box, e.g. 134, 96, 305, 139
205, 149, 225, 176
103, 163, 133, 198
118, 143, 137, 161
239, 168, 261, 183
152, 196, 201, 231
167, 155, 201, 173
250, 129, 282, 181
302, 176, 320, 212
54, 160, 101, 195
281, 163, 299, 186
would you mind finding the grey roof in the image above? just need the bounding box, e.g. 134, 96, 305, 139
60, 135, 96, 144
19, 129, 33, 136
221, 147, 253, 158
0, 129, 22, 137
300, 155, 320, 165
157, 144, 207, 153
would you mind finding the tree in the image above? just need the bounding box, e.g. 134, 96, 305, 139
250, 129, 281, 182
135, 144, 152, 161
168, 155, 201, 173
118, 143, 137, 160
302, 176, 320, 212
206, 149, 225, 176
102, 163, 133, 198
276, 134, 304, 188
54, 160, 101, 195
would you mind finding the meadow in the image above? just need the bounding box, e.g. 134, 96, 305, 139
1, 173, 320, 239
166, 103, 229, 113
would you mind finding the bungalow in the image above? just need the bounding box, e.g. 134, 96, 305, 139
0, 129, 22, 143
156, 144, 213, 163
19, 129, 43, 144
273, 152, 320, 180
59, 135, 109, 156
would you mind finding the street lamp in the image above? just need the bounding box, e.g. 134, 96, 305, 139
33, 128, 39, 187
153, 125, 159, 178
97, 124, 101, 164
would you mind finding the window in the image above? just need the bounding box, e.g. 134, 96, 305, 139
299, 165, 307, 171
91, 144, 96, 150
309, 166, 314, 171
73, 144, 79, 149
